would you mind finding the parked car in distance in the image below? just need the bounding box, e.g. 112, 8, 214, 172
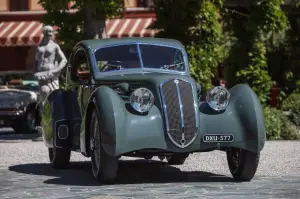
38, 38, 266, 184
0, 71, 40, 134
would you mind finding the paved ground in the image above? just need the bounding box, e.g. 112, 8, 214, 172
0, 130, 300, 199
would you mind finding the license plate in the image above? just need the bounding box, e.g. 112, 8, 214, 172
203, 134, 234, 142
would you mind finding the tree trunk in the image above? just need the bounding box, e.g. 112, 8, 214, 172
84, 7, 107, 39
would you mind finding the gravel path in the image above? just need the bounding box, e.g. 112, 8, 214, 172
0, 138, 299, 176
0, 135, 300, 199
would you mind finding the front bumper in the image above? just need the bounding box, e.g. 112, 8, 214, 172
0, 110, 26, 127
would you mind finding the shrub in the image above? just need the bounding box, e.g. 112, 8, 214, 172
281, 92, 300, 127
264, 106, 300, 140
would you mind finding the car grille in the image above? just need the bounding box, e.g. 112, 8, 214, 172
160, 79, 198, 148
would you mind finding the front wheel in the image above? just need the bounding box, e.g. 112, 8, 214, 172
226, 148, 260, 181
90, 108, 118, 184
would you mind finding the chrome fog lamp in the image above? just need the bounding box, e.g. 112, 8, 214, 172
129, 87, 155, 113
206, 86, 230, 111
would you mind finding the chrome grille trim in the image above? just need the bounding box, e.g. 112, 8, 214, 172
159, 79, 199, 148
174, 80, 185, 145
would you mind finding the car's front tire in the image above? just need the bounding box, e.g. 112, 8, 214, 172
90, 108, 118, 184
48, 147, 71, 169
226, 148, 260, 181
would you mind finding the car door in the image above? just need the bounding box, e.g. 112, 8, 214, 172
66, 48, 92, 150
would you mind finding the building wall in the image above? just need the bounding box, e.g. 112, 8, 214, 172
0, 0, 155, 72
29, 0, 43, 11
0, 0, 155, 12
0, 46, 35, 71
0, 0, 8, 11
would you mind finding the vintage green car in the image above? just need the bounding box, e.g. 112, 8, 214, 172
39, 38, 266, 184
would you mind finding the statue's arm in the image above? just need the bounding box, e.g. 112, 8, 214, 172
33, 48, 42, 80
52, 44, 67, 75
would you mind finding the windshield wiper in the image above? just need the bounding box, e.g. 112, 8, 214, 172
160, 62, 185, 70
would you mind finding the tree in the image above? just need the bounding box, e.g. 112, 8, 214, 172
225, 0, 289, 105
38, 0, 124, 55
153, 0, 225, 91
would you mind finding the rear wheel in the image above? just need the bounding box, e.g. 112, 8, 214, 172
226, 148, 260, 181
90, 108, 118, 184
166, 153, 189, 165
48, 147, 71, 169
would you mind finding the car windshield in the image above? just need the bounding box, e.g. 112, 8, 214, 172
0, 73, 38, 92
94, 44, 185, 72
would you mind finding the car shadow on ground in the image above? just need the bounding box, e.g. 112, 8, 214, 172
8, 159, 235, 186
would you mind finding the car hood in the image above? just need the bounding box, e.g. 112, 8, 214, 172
0, 89, 38, 108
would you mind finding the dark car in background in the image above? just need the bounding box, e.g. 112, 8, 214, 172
0, 71, 40, 134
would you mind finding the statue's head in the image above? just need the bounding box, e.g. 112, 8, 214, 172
43, 25, 54, 38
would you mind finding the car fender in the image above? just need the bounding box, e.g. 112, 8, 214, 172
40, 89, 72, 149
82, 85, 166, 156
230, 84, 266, 151
82, 86, 126, 156
199, 84, 266, 153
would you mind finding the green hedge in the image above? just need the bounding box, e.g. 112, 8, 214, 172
264, 106, 300, 140
281, 93, 300, 127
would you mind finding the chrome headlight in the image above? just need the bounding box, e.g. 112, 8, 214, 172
129, 87, 155, 113
206, 86, 230, 111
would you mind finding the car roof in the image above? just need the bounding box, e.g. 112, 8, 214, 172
78, 37, 185, 50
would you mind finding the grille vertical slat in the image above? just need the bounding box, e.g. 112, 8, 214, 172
160, 79, 198, 148
179, 81, 197, 142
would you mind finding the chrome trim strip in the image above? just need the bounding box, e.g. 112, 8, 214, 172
137, 43, 145, 69
54, 119, 68, 149
159, 83, 169, 132
57, 124, 69, 140
174, 80, 185, 147
159, 78, 199, 149
179, 79, 199, 131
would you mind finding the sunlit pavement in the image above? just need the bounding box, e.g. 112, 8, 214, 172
0, 134, 300, 199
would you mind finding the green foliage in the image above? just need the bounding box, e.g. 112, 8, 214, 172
38, 0, 123, 54
41, 100, 53, 141
281, 93, 300, 126
225, 0, 289, 105
188, 0, 224, 91
264, 106, 299, 140
236, 41, 274, 104
153, 0, 224, 91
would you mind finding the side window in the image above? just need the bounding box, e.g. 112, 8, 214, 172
71, 49, 90, 83
9, 0, 28, 11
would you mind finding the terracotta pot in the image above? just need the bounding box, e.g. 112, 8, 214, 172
270, 84, 280, 108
